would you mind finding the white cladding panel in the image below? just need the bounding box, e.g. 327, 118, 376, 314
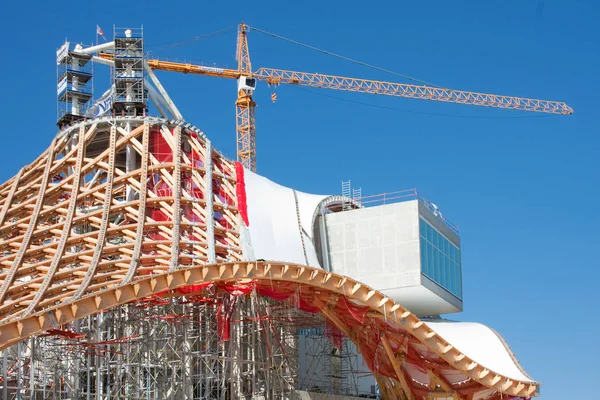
325, 200, 461, 316
326, 200, 420, 290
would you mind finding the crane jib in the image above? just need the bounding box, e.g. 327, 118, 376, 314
139, 22, 573, 171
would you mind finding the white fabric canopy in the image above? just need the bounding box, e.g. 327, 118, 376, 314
244, 170, 326, 268
426, 321, 535, 383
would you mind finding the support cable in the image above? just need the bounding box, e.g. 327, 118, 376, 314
248, 25, 443, 88
146, 26, 236, 51
292, 189, 309, 266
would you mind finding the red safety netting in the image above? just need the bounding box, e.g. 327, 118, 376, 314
216, 280, 257, 340
325, 320, 344, 350
234, 162, 249, 226
217, 296, 236, 341
147, 280, 394, 373
149, 127, 173, 163
145, 127, 239, 259
124, 278, 499, 398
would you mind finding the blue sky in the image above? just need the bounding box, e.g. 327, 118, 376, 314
1, 1, 598, 398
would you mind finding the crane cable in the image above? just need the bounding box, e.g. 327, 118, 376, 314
143, 25, 554, 119
146, 26, 237, 52
248, 25, 445, 88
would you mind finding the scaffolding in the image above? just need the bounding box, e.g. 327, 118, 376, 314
0, 285, 374, 399
113, 27, 146, 116
56, 41, 93, 127
298, 327, 370, 396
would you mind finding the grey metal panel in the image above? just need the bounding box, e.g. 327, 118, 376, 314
421, 274, 463, 311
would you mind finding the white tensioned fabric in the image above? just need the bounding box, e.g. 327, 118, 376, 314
243, 168, 536, 386
244, 170, 326, 267
425, 321, 536, 383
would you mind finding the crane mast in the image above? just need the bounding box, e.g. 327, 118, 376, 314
235, 23, 257, 171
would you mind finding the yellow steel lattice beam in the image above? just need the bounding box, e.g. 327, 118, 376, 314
254, 68, 573, 115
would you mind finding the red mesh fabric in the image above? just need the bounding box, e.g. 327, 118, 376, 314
149, 126, 173, 163
183, 146, 204, 168
234, 162, 249, 226
183, 208, 203, 223
177, 283, 214, 295
216, 282, 256, 341
221, 281, 256, 296
214, 158, 233, 178
182, 171, 204, 199
292, 287, 329, 314
334, 296, 370, 327
213, 179, 233, 205
325, 320, 344, 350
134, 280, 495, 398
148, 208, 170, 222
217, 297, 236, 341
257, 281, 297, 301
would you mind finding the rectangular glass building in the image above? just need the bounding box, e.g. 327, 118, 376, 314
323, 194, 463, 316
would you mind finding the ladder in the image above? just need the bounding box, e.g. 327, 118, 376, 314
341, 180, 351, 211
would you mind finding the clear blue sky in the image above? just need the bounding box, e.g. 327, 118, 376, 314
1, 1, 598, 398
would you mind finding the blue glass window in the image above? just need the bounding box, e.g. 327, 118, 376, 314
420, 239, 427, 276
419, 218, 462, 299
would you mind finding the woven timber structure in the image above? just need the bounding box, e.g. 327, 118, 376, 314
0, 117, 538, 399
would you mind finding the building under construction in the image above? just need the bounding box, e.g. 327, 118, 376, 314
0, 24, 572, 399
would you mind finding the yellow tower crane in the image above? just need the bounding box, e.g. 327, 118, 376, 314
139, 23, 574, 171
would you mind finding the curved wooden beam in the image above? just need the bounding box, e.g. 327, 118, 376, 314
0, 117, 537, 399
0, 261, 537, 397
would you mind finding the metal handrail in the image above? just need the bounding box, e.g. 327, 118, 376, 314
352, 188, 459, 233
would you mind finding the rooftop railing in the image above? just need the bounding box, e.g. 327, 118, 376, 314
354, 188, 459, 233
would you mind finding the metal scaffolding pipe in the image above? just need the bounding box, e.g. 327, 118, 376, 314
91, 55, 114, 66
145, 81, 176, 119
144, 61, 183, 120
148, 93, 169, 119
77, 41, 115, 55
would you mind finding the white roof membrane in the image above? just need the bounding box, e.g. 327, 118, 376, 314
244, 170, 326, 268
425, 321, 535, 383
